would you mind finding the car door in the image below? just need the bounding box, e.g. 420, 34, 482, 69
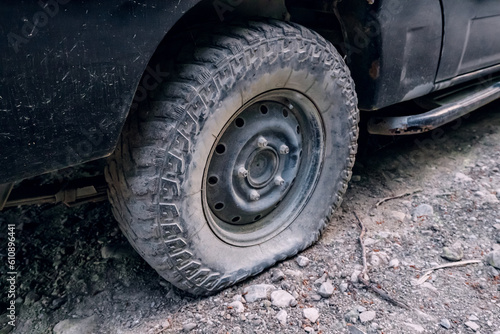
436, 0, 500, 82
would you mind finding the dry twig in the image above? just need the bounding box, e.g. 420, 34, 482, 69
375, 188, 422, 207
415, 259, 482, 285
353, 212, 411, 310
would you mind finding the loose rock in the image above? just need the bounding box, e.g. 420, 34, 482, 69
441, 246, 463, 261
270, 290, 296, 308
389, 258, 400, 268
317, 281, 334, 298
404, 323, 425, 333
182, 323, 197, 332
228, 301, 244, 313
465, 321, 480, 331
486, 250, 500, 269
270, 269, 285, 282
440, 318, 451, 329
344, 309, 359, 324
275, 310, 287, 326
296, 255, 310, 267
413, 204, 434, 219
359, 311, 376, 323
303, 308, 319, 323
243, 284, 275, 303
53, 315, 98, 334
340, 282, 349, 292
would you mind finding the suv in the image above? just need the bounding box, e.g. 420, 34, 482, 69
2, 0, 500, 295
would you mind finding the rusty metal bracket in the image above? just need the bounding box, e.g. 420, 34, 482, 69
0, 183, 14, 210
2, 176, 107, 209
368, 81, 500, 135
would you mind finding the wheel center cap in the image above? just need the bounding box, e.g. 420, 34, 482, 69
247, 147, 279, 188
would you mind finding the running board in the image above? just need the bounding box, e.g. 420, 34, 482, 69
367, 81, 500, 135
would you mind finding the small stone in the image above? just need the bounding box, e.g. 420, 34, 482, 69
243, 284, 275, 303
440, 318, 451, 329
390, 211, 406, 222
303, 308, 320, 323
53, 315, 98, 334
389, 258, 400, 268
284, 269, 303, 279
296, 255, 310, 267
469, 315, 479, 321
413, 204, 434, 219
344, 309, 359, 324
359, 311, 376, 323
486, 250, 500, 269
441, 246, 463, 261
183, 323, 197, 332
465, 321, 480, 331
486, 266, 499, 277
304, 327, 315, 333
352, 175, 361, 182
233, 294, 243, 302
271, 269, 285, 282
351, 270, 362, 283
276, 310, 287, 326
270, 290, 296, 308
340, 282, 349, 292
404, 323, 425, 333
317, 281, 334, 298
228, 301, 244, 313
370, 254, 381, 267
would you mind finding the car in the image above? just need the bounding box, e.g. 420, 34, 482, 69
1, 0, 500, 295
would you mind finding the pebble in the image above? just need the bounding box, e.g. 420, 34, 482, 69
351, 270, 362, 283
465, 321, 480, 331
404, 323, 425, 333
440, 318, 451, 329
441, 246, 464, 261
304, 327, 315, 333
359, 311, 376, 323
271, 269, 285, 282
243, 284, 275, 303
275, 310, 287, 326
340, 282, 348, 292
317, 281, 334, 298
486, 250, 500, 269
53, 315, 98, 334
413, 204, 434, 219
364, 238, 378, 246
391, 211, 406, 222
284, 269, 303, 279
344, 309, 359, 324
486, 266, 499, 277
228, 301, 244, 313
469, 315, 479, 321
389, 258, 400, 268
296, 255, 310, 267
182, 323, 197, 332
270, 290, 296, 308
303, 308, 320, 323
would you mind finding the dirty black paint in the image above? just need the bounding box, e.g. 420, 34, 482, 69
0, 0, 201, 183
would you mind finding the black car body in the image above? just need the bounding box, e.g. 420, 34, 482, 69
1, 0, 500, 184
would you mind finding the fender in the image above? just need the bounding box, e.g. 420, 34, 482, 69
0, 0, 205, 183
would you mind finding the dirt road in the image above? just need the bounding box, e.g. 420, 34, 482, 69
1, 101, 499, 334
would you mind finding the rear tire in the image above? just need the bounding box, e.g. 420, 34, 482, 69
105, 20, 358, 295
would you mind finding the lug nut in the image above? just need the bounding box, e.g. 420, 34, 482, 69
257, 136, 268, 148
274, 176, 285, 186
238, 166, 248, 178
249, 190, 260, 201
279, 144, 290, 155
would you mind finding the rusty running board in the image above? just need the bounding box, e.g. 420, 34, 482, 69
367, 81, 500, 135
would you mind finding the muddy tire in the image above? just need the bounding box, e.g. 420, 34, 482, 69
105, 20, 359, 295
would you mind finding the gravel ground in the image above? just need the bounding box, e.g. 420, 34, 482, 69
1, 101, 500, 334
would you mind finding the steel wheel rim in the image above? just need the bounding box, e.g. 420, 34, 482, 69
202, 90, 325, 246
